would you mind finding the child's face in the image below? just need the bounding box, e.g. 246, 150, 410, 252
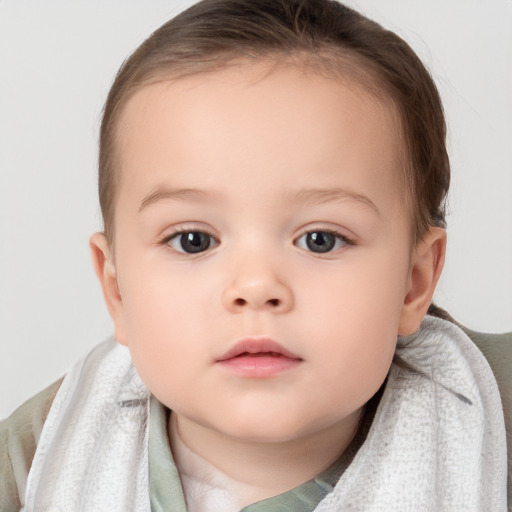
102, 62, 420, 443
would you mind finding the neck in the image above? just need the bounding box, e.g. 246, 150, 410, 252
169, 409, 362, 502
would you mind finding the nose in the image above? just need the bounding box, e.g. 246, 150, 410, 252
221, 259, 294, 314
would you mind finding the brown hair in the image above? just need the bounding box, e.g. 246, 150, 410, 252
99, 0, 449, 245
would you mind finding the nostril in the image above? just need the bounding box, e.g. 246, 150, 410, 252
233, 297, 281, 307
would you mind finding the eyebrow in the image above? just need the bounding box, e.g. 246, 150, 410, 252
138, 185, 380, 215
284, 188, 380, 215
138, 187, 220, 212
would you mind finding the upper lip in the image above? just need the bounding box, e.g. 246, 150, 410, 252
216, 337, 302, 362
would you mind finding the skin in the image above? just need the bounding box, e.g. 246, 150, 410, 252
91, 62, 445, 503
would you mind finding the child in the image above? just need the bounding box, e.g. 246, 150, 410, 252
1, 0, 509, 510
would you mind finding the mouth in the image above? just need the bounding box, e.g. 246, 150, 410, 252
216, 338, 302, 378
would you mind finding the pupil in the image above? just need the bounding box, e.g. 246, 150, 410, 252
306, 232, 335, 253
181, 232, 210, 253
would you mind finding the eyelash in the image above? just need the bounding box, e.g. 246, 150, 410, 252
295, 229, 354, 254
159, 226, 219, 255
159, 227, 355, 255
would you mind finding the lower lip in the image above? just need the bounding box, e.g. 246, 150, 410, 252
217, 354, 302, 378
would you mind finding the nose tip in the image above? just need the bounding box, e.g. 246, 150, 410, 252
223, 279, 293, 314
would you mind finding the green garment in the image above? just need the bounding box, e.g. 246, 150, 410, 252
0, 381, 376, 512
149, 382, 380, 512
0, 377, 63, 510
1, 328, 511, 511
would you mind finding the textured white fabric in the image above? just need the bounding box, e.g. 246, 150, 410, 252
22, 317, 507, 511
315, 316, 507, 511
22, 340, 151, 512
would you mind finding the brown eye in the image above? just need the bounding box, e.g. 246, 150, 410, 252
168, 231, 217, 254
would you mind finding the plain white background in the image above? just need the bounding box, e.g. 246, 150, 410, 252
1, 0, 511, 419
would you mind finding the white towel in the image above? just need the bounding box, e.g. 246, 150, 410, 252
22, 340, 151, 512
22, 316, 507, 511
315, 316, 507, 511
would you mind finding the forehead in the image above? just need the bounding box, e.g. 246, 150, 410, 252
114, 62, 406, 218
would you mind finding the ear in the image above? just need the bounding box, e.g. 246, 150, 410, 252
89, 232, 128, 345
398, 227, 447, 335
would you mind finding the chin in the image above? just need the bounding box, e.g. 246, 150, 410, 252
214, 414, 319, 444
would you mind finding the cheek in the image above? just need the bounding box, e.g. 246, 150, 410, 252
303, 247, 409, 329
299, 249, 409, 390
119, 250, 207, 328
124, 305, 206, 406
115, 261, 206, 387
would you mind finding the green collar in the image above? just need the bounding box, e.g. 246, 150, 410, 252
147, 388, 380, 512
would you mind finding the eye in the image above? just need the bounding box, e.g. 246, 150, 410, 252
166, 231, 218, 254
295, 230, 350, 253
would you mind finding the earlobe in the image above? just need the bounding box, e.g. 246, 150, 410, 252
89, 233, 127, 345
398, 227, 447, 335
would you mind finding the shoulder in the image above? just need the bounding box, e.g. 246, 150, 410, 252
427, 306, 511, 407
0, 378, 63, 511
463, 326, 512, 363
462, 326, 512, 508
462, 327, 512, 409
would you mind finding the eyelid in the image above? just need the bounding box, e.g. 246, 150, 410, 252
158, 221, 218, 239
158, 224, 220, 253
156, 223, 355, 255
294, 224, 356, 242
293, 226, 356, 253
